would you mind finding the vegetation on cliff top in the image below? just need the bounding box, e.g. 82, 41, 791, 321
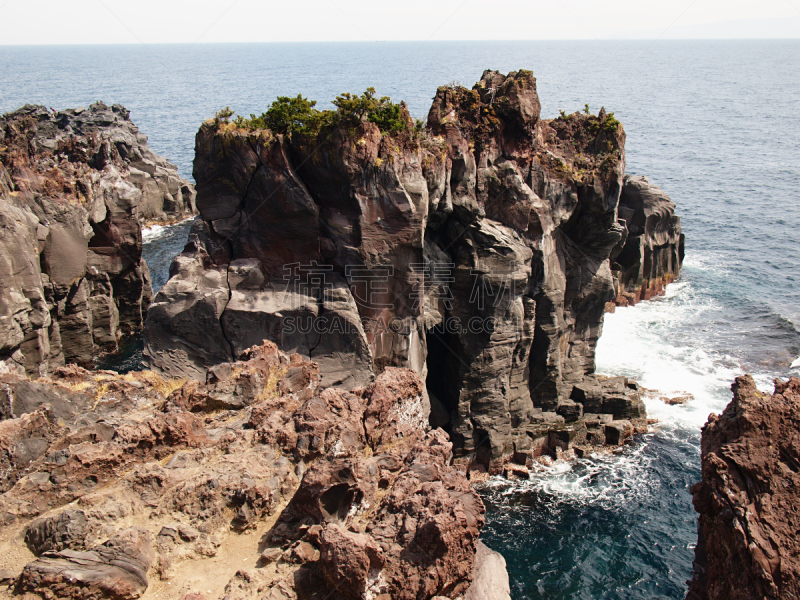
214, 88, 410, 138
544, 107, 624, 183
556, 106, 621, 136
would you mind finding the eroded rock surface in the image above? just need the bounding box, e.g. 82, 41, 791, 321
0, 102, 195, 376
0, 342, 486, 600
145, 70, 678, 472
687, 376, 800, 600
464, 541, 511, 600
610, 174, 684, 307
19, 527, 153, 600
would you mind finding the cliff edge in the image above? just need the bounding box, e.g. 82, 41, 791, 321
0, 102, 196, 376
687, 375, 800, 599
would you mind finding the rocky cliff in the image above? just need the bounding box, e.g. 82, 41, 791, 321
686, 375, 800, 600
144, 70, 683, 472
610, 174, 684, 308
0, 342, 491, 600
0, 103, 196, 376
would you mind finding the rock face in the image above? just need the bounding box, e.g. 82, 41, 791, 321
0, 102, 195, 376
610, 174, 684, 307
0, 342, 486, 599
19, 527, 154, 600
145, 71, 677, 472
464, 541, 511, 600
687, 376, 800, 600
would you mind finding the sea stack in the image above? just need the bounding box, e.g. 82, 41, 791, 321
611, 174, 685, 308
144, 70, 684, 472
0, 103, 196, 376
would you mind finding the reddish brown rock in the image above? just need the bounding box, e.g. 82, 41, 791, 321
0, 343, 489, 600
687, 376, 800, 600
0, 404, 66, 493
318, 524, 384, 597
18, 527, 153, 600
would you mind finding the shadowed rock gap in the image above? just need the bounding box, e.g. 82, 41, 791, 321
425, 324, 460, 432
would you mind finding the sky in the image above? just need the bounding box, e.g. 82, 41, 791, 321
0, 0, 798, 44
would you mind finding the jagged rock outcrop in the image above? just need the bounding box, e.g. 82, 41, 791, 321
687, 375, 800, 600
144, 71, 668, 472
0, 342, 489, 600
0, 102, 195, 376
610, 174, 684, 307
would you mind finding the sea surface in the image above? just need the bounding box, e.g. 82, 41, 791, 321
2, 40, 799, 599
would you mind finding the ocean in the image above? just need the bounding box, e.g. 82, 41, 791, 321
2, 40, 799, 599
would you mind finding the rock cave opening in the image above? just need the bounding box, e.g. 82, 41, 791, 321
425, 325, 461, 433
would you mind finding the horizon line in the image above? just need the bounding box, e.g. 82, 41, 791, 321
2, 37, 800, 48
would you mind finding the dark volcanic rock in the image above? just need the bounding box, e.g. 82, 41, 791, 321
144, 70, 672, 471
0, 102, 195, 375
687, 375, 800, 600
610, 174, 684, 307
25, 509, 89, 555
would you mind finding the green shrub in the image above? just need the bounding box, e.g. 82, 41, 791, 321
233, 94, 329, 135
586, 111, 621, 136
333, 87, 407, 134
214, 106, 234, 125
602, 112, 621, 133
223, 88, 408, 137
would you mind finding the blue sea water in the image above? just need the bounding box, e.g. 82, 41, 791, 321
2, 40, 799, 599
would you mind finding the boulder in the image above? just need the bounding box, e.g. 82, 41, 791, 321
25, 509, 89, 555
19, 527, 153, 600
464, 541, 511, 600
603, 420, 633, 446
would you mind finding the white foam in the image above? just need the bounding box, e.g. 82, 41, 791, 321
597, 280, 734, 428
480, 441, 655, 508
681, 253, 728, 274
142, 216, 195, 244
499, 274, 789, 507
142, 224, 167, 244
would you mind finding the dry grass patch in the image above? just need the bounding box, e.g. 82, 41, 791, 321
129, 370, 187, 397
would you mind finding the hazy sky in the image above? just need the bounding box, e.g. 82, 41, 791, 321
0, 0, 799, 44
